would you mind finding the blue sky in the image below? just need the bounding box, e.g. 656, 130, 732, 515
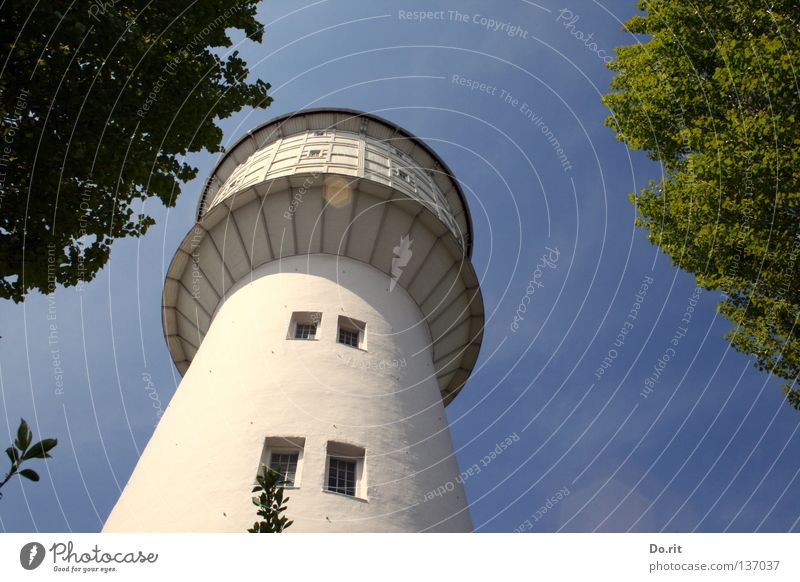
1, 0, 798, 532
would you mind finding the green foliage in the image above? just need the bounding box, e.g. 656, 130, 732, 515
603, 0, 800, 408
1, 419, 57, 498
248, 464, 293, 533
0, 0, 272, 302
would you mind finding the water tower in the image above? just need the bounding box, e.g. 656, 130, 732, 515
104, 109, 484, 532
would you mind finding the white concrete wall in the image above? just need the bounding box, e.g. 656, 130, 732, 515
104, 254, 472, 532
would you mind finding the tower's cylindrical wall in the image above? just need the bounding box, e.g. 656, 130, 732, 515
104, 254, 472, 532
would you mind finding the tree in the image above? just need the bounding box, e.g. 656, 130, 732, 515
0, 419, 57, 499
0, 1, 272, 302
602, 0, 800, 408
247, 464, 293, 533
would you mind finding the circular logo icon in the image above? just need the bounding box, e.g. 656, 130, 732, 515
20, 542, 46, 570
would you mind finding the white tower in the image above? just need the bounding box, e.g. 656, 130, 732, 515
104, 109, 484, 532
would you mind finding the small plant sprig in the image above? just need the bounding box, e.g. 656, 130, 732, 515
247, 464, 293, 533
0, 419, 57, 499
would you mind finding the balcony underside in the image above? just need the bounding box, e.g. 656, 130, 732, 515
162, 174, 484, 405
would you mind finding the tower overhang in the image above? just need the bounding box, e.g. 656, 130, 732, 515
163, 174, 483, 404
163, 109, 484, 404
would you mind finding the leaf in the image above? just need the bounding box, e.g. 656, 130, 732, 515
19, 469, 39, 481
15, 419, 30, 451
602, 0, 800, 410
5, 446, 19, 465
21, 439, 57, 461
0, 1, 273, 303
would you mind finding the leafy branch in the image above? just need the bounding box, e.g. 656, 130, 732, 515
0, 419, 57, 499
247, 464, 293, 533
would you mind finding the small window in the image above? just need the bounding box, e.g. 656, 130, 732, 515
270, 452, 299, 486
308, 149, 322, 158
289, 311, 322, 340
259, 437, 305, 488
313, 131, 326, 136
325, 441, 365, 499
295, 323, 316, 340
394, 167, 416, 188
328, 458, 356, 496
338, 328, 358, 347
337, 315, 365, 349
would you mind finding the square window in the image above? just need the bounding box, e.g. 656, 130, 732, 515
270, 452, 298, 486
308, 149, 322, 158
393, 167, 416, 189
289, 312, 322, 340
295, 323, 316, 340
337, 315, 366, 350
258, 437, 305, 488
325, 441, 365, 498
338, 328, 358, 347
328, 458, 356, 496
